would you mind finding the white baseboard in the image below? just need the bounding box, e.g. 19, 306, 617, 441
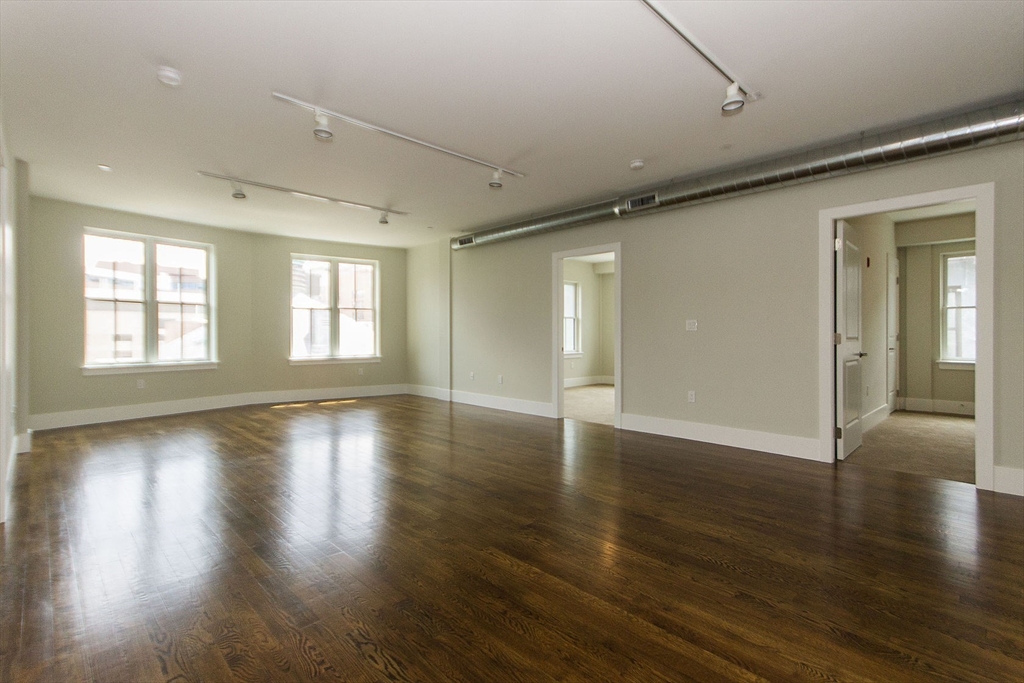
620, 413, 822, 462
861, 404, 892, 433
903, 398, 975, 416
451, 390, 554, 418
26, 384, 411, 431
993, 466, 1024, 497
564, 376, 614, 388
15, 431, 31, 453
406, 385, 452, 401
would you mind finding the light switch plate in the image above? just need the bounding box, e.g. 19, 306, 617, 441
686, 319, 698, 331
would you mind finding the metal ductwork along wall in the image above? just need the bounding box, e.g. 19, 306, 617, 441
451, 100, 1024, 250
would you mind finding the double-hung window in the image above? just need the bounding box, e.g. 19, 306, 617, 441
563, 281, 581, 355
940, 251, 976, 363
84, 231, 213, 368
291, 256, 379, 360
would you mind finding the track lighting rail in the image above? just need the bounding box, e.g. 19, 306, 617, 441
197, 171, 409, 215
272, 92, 524, 179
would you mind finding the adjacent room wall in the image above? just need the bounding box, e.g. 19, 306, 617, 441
447, 141, 1023, 471
563, 258, 604, 385
598, 270, 615, 379
24, 197, 407, 427
897, 214, 976, 415
844, 213, 897, 431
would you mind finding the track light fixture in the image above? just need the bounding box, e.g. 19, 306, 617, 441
489, 170, 503, 189
640, 0, 757, 114
379, 211, 389, 225
273, 92, 524, 181
198, 171, 408, 216
722, 82, 745, 112
313, 110, 333, 141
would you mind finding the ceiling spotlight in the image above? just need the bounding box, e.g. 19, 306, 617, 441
313, 110, 333, 141
722, 82, 745, 113
489, 170, 503, 189
379, 211, 389, 225
156, 66, 182, 88
230, 182, 246, 200
630, 159, 645, 171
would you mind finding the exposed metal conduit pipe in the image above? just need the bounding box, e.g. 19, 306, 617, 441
451, 100, 1023, 250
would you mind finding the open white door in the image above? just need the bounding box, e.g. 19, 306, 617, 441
836, 220, 864, 459
887, 254, 899, 410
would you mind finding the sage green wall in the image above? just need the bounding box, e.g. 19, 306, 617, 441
25, 198, 406, 416
901, 229, 978, 409
563, 259, 602, 381
449, 142, 1023, 469
406, 239, 452, 390
844, 214, 897, 419
598, 272, 615, 378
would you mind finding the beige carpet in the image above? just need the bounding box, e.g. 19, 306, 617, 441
564, 384, 615, 425
844, 411, 975, 484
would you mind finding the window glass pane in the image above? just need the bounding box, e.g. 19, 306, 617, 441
291, 309, 311, 358
85, 299, 115, 364
355, 264, 374, 308
338, 263, 355, 308
114, 302, 146, 362
564, 283, 577, 317
182, 305, 209, 360
310, 309, 331, 355
945, 255, 976, 307
292, 259, 330, 308
158, 303, 183, 361
157, 244, 207, 304
945, 307, 976, 361
84, 234, 144, 301
564, 318, 577, 352
339, 309, 375, 356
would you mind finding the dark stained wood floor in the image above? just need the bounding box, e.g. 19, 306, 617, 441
2, 395, 1022, 682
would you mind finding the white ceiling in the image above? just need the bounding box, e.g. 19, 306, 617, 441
1, 1, 1022, 248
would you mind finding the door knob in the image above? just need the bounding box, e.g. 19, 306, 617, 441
856, 352, 868, 357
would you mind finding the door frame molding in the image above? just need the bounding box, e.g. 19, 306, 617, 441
552, 242, 622, 427
817, 183, 994, 490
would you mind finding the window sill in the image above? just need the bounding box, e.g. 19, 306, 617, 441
83, 361, 218, 376
564, 352, 583, 359
289, 356, 382, 366
937, 360, 975, 371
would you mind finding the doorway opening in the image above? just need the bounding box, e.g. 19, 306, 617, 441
552, 244, 621, 428
820, 184, 993, 489
834, 203, 977, 484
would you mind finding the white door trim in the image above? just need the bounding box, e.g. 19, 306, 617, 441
818, 183, 995, 490
552, 243, 622, 428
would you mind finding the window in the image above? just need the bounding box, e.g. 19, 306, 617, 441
291, 256, 378, 360
84, 232, 213, 367
563, 281, 580, 354
940, 252, 976, 362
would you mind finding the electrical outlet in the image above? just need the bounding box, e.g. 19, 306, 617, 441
137, 379, 145, 389
470, 371, 475, 380
498, 374, 503, 384
688, 390, 696, 403
570, 360, 575, 369
358, 367, 364, 375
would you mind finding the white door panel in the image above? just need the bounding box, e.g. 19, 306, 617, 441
836, 220, 863, 459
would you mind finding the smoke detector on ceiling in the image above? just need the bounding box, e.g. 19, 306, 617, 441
630, 159, 645, 171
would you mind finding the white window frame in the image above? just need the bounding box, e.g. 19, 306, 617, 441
563, 281, 582, 357
289, 254, 381, 364
82, 228, 217, 374
939, 249, 976, 367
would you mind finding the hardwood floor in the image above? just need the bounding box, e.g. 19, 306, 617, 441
2, 395, 1021, 682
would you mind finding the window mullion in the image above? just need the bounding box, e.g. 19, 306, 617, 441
331, 259, 340, 357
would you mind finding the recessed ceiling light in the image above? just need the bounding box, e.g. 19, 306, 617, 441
156, 66, 182, 87
630, 159, 645, 171
97, 164, 113, 172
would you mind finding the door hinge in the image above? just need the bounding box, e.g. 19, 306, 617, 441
833, 332, 842, 345
835, 237, 842, 252
835, 426, 843, 439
